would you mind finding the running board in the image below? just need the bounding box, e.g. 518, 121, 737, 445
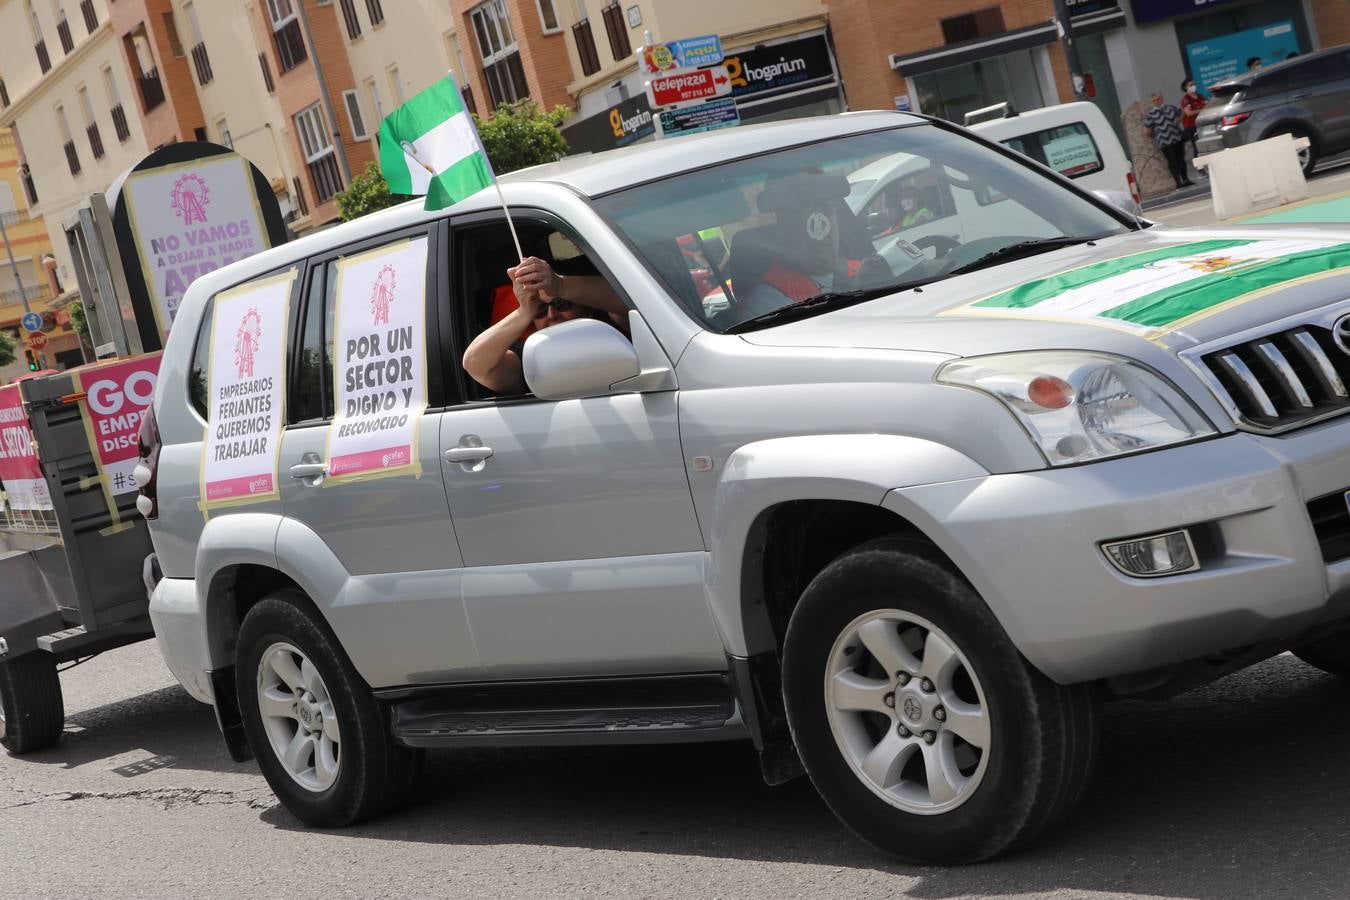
385, 674, 747, 748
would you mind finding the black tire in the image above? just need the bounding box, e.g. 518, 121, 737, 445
781, 537, 1098, 865
1270, 126, 1317, 178
235, 591, 423, 827
0, 651, 65, 755
1293, 631, 1350, 677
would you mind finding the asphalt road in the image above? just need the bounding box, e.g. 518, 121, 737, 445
3, 641, 1350, 899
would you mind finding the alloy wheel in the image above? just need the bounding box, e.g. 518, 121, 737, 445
256, 641, 341, 793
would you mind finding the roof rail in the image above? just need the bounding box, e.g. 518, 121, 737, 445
964, 102, 1017, 126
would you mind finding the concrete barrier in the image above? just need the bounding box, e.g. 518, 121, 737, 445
1194, 134, 1310, 220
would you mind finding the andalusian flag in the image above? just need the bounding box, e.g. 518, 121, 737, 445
378, 74, 494, 211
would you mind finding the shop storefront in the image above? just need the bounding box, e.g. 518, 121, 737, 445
562, 30, 846, 155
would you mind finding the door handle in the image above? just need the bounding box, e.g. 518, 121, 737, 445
443, 446, 493, 463
289, 462, 327, 479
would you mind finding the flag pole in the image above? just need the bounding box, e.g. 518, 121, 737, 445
492, 180, 525, 263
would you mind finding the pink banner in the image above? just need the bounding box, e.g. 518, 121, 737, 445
0, 384, 51, 510
79, 354, 162, 496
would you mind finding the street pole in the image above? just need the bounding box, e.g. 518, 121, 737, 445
1052, 0, 1088, 102
0, 211, 33, 316
294, 0, 352, 186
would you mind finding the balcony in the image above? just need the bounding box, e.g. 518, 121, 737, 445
111, 103, 130, 142
0, 208, 31, 227
0, 286, 50, 307
63, 140, 81, 176
57, 18, 74, 54
35, 40, 51, 74
138, 67, 165, 111
273, 19, 307, 73
191, 42, 213, 85
81, 0, 97, 33
87, 122, 104, 160
308, 153, 342, 204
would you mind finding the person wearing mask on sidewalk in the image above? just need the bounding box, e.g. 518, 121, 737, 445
1180, 79, 1206, 157
1143, 92, 1192, 190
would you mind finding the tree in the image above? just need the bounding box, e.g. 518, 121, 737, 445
335, 162, 405, 222
68, 299, 89, 345
0, 329, 14, 368
335, 101, 571, 221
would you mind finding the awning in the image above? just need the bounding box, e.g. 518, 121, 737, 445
890, 21, 1058, 77
1072, 8, 1127, 35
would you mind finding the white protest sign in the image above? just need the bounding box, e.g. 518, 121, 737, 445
199, 270, 293, 508
124, 155, 270, 335
326, 237, 428, 481
1043, 133, 1101, 178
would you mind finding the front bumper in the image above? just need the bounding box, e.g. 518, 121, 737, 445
147, 576, 214, 704
884, 421, 1350, 684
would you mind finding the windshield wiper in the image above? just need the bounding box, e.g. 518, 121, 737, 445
725, 280, 935, 335
945, 235, 1109, 277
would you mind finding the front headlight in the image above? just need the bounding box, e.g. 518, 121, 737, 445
936, 351, 1216, 466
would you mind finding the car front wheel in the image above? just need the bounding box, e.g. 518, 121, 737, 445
236, 591, 422, 826
781, 538, 1098, 864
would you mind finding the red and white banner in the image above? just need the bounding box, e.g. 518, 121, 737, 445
327, 237, 428, 481
0, 384, 51, 511
645, 66, 731, 108
76, 354, 162, 496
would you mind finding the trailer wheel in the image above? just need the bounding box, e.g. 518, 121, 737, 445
0, 652, 65, 754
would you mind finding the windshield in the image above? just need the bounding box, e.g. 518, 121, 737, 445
592, 122, 1131, 333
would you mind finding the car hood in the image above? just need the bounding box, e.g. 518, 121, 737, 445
739, 225, 1350, 359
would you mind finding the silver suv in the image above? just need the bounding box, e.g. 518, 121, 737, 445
1196, 44, 1350, 176
141, 112, 1350, 864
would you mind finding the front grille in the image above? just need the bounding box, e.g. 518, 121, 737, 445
1198, 321, 1350, 431
1308, 491, 1350, 563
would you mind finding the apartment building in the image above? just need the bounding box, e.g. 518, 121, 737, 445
0, 0, 150, 293
0, 128, 83, 378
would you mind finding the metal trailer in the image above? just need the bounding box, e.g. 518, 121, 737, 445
0, 368, 156, 754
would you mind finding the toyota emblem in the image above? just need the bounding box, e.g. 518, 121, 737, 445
1334, 314, 1350, 356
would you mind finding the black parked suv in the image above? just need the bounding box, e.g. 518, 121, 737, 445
1195, 44, 1350, 176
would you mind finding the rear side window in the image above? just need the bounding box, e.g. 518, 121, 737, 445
291, 261, 337, 423
188, 301, 214, 419
1001, 122, 1103, 180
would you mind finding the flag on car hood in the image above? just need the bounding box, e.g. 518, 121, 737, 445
378, 74, 494, 211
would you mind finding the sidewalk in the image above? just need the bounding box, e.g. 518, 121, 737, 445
1147, 161, 1350, 228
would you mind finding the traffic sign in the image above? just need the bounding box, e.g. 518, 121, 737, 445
26, 331, 48, 351
639, 34, 724, 74
645, 66, 732, 109
658, 97, 741, 138
21, 312, 43, 333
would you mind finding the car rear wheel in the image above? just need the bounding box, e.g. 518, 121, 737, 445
236, 591, 423, 826
1271, 126, 1317, 178
0, 651, 65, 755
781, 538, 1098, 864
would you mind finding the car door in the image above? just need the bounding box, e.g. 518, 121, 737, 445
439, 210, 722, 679
1287, 54, 1350, 149
277, 224, 481, 688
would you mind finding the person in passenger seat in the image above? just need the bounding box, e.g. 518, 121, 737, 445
463, 255, 627, 395
738, 170, 892, 318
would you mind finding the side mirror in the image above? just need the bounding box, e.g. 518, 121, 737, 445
1092, 189, 1142, 218
522, 317, 640, 401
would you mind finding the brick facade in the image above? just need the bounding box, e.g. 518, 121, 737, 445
1311, 0, 1350, 49
109, 0, 205, 148
827, 0, 1071, 112
253, 0, 372, 225
447, 0, 573, 116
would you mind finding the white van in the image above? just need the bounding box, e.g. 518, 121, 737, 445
968, 101, 1140, 213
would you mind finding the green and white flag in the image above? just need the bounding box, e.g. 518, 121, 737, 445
378, 74, 494, 212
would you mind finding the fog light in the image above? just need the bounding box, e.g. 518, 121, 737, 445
1102, 529, 1199, 577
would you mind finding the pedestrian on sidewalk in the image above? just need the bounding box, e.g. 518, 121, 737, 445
1144, 92, 1192, 190
1180, 79, 1206, 154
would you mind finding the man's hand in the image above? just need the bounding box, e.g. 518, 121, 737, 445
508, 257, 564, 304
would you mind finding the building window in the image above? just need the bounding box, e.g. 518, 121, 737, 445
185, 3, 213, 85
127, 30, 166, 110
57, 105, 81, 176
535, 0, 560, 33
258, 52, 275, 93
267, 0, 307, 72
573, 18, 600, 76
337, 0, 361, 41
601, 2, 629, 62
365, 78, 383, 123
78, 85, 104, 160
102, 65, 131, 142
30, 1, 52, 74
80, 0, 96, 33
445, 30, 477, 114
387, 65, 404, 104
912, 49, 1044, 125
342, 89, 368, 140
0, 80, 9, 109
472, 0, 530, 107
364, 0, 383, 26
216, 118, 232, 148
294, 102, 342, 203
940, 8, 1006, 44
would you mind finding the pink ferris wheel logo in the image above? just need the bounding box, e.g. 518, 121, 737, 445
370, 265, 396, 325
171, 173, 210, 226
235, 307, 262, 379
